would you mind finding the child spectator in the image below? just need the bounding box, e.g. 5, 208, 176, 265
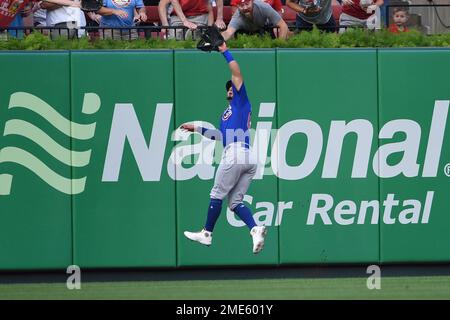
96, 0, 147, 40
388, 7, 408, 33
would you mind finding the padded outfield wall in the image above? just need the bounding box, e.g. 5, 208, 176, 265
0, 49, 449, 270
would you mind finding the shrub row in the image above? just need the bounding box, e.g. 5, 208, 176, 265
1, 28, 450, 50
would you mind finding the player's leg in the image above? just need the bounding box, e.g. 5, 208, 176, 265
206, 161, 243, 231
184, 161, 242, 246
228, 167, 257, 231
228, 163, 267, 254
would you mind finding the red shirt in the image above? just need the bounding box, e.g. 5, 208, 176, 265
0, 0, 32, 27
171, 0, 209, 17
389, 24, 408, 33
342, 0, 372, 20
231, 0, 282, 12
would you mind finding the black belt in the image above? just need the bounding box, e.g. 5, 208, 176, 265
54, 21, 76, 27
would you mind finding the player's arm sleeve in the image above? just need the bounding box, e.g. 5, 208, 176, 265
195, 127, 223, 141
232, 82, 249, 109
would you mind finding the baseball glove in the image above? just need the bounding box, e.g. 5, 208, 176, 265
197, 26, 225, 52
81, 0, 102, 12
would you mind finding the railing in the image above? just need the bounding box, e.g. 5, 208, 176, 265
0, 25, 359, 41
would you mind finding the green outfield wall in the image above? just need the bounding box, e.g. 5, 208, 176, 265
0, 49, 449, 270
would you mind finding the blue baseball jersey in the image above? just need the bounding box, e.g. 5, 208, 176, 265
219, 82, 251, 148
100, 0, 144, 27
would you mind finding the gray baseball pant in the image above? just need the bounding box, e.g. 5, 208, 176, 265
210, 143, 257, 210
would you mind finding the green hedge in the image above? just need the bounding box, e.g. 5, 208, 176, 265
1, 28, 450, 50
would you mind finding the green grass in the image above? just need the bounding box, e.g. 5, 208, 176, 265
1, 276, 450, 299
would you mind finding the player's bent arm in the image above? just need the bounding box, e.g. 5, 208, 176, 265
276, 19, 289, 40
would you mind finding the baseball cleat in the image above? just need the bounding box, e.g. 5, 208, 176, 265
250, 226, 267, 254
184, 229, 212, 246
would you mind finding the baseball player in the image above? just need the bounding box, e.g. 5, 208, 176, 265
180, 41, 267, 254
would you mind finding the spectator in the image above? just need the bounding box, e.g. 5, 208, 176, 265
40, 0, 86, 39
96, 0, 147, 40
222, 0, 289, 40
379, 0, 387, 24
158, 0, 213, 40
7, 10, 26, 38
32, 2, 47, 28
158, 0, 174, 38
231, 0, 282, 15
339, 0, 383, 32
21, 1, 34, 28
5, 1, 33, 38
213, 0, 226, 29
286, 0, 337, 32
234, 0, 282, 36
388, 7, 408, 33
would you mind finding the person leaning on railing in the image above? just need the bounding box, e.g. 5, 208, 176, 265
230, 0, 283, 15
286, 0, 337, 33
158, 0, 214, 40
221, 0, 289, 40
338, 0, 383, 32
39, 0, 86, 39
32, 1, 48, 29
212, 0, 226, 30
94, 0, 147, 40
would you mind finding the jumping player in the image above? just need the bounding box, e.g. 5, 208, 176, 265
180, 41, 267, 254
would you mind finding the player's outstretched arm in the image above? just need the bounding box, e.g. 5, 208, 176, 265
218, 42, 243, 91
180, 124, 222, 141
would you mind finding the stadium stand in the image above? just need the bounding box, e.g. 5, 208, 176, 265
145, 5, 161, 24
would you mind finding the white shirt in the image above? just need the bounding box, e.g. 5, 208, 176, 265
46, 6, 86, 36
46, 6, 84, 27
